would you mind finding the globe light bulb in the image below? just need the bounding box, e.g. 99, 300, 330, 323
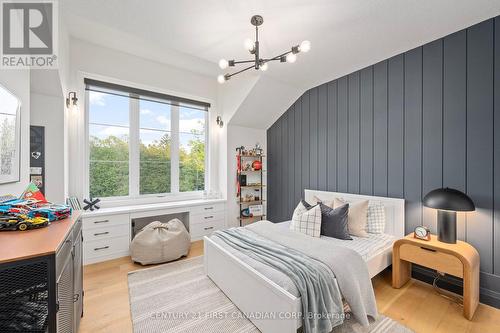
244, 38, 255, 52
299, 40, 311, 53
260, 62, 268, 71
286, 53, 297, 63
217, 74, 226, 84
218, 59, 229, 69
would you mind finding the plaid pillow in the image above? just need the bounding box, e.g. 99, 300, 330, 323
290, 201, 322, 237
367, 202, 386, 234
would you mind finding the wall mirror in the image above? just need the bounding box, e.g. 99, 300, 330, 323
0, 83, 21, 184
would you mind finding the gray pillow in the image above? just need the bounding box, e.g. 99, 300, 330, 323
320, 203, 352, 240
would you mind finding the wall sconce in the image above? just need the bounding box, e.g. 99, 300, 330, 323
216, 115, 224, 128
66, 91, 78, 111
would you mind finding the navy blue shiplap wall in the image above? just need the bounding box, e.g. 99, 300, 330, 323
267, 17, 500, 305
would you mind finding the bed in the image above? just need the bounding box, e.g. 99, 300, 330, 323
204, 190, 405, 333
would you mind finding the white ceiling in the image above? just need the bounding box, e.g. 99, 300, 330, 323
61, 0, 500, 128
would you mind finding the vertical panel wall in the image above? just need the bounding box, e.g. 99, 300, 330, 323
327, 82, 338, 191
373, 62, 388, 197
403, 47, 423, 235
443, 31, 468, 240
466, 20, 494, 274
360, 67, 373, 196
267, 17, 500, 306
422, 40, 444, 234
337, 77, 349, 192
348, 72, 360, 194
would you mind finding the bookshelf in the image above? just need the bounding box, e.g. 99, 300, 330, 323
237, 148, 265, 226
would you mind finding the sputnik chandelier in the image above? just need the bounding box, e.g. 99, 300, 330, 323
217, 15, 311, 84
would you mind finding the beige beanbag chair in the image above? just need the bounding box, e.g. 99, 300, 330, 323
130, 219, 191, 265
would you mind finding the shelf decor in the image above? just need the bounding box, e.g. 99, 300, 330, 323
236, 144, 266, 226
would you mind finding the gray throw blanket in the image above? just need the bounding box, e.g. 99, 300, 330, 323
213, 221, 378, 330
213, 228, 344, 333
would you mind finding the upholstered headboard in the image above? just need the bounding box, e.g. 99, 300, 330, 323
304, 189, 405, 239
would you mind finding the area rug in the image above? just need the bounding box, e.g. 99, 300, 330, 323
128, 256, 413, 333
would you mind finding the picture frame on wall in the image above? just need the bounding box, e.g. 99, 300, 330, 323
30, 126, 45, 194
0, 84, 21, 184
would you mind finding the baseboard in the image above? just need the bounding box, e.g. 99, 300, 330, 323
411, 265, 500, 309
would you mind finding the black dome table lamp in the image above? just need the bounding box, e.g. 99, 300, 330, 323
423, 188, 475, 244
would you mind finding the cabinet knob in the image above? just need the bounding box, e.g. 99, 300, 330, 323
94, 246, 109, 251
204, 226, 214, 230
94, 231, 109, 236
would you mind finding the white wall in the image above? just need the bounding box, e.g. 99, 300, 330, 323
226, 125, 267, 227
0, 70, 31, 196
58, 13, 72, 201
30, 93, 66, 203
228, 75, 302, 129
67, 38, 220, 202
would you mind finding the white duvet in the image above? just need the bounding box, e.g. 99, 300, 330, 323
276, 221, 396, 261
210, 220, 395, 298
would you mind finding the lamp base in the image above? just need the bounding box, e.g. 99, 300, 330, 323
437, 210, 457, 244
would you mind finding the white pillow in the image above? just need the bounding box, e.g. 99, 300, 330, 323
367, 202, 386, 234
333, 198, 369, 237
311, 195, 334, 208
290, 201, 322, 238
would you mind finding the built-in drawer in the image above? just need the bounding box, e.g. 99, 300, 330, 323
83, 223, 129, 242
83, 213, 130, 230
190, 219, 225, 238
84, 235, 129, 260
190, 203, 225, 215
190, 211, 225, 225
400, 243, 463, 278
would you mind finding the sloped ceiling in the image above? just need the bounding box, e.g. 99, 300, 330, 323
227, 75, 303, 128
61, 0, 500, 129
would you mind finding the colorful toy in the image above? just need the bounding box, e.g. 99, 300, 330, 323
0, 205, 30, 216
0, 214, 49, 231
20, 182, 48, 204
29, 204, 72, 222
0, 194, 17, 203
0, 183, 72, 232
1, 198, 41, 211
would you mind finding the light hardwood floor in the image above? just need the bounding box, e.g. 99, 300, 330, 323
80, 240, 500, 333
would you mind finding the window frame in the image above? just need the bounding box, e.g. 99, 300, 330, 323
84, 76, 210, 203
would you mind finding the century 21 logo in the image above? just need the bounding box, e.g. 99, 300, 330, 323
2, 1, 53, 54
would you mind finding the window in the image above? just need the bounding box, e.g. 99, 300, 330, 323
179, 107, 206, 192
86, 79, 209, 199
88, 92, 130, 197
139, 99, 171, 195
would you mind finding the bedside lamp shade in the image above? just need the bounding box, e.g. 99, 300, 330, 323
423, 188, 475, 244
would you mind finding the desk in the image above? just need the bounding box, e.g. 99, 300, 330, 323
82, 199, 226, 264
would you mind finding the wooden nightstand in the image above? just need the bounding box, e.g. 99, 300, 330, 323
392, 234, 480, 320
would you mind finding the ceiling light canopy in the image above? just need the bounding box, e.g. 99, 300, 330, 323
217, 15, 310, 84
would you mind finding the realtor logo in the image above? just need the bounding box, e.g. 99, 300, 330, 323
1, 0, 58, 68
